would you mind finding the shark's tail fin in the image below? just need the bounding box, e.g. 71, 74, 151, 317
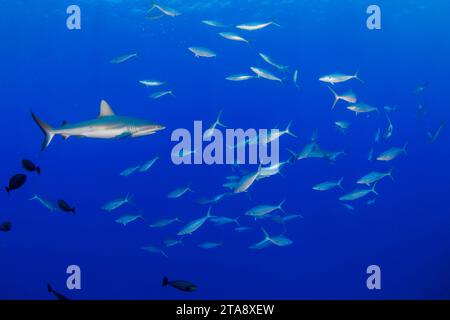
162, 276, 169, 287
31, 111, 55, 151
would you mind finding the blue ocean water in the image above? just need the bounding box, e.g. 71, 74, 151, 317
1, 0, 449, 300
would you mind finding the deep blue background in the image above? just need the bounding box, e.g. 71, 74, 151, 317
1, 0, 449, 299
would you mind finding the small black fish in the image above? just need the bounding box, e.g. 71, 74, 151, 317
162, 276, 197, 292
58, 200, 76, 214
0, 221, 12, 232
22, 159, 41, 175
47, 283, 70, 300
5, 174, 27, 195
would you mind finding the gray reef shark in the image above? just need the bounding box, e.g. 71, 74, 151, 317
31, 100, 165, 150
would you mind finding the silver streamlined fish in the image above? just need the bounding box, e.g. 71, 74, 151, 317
376, 142, 408, 161
250, 67, 282, 83
327, 86, 357, 109
101, 194, 133, 212
202, 20, 229, 28
115, 214, 143, 226
226, 74, 255, 81
168, 185, 193, 199
339, 184, 378, 201
236, 21, 280, 31
313, 178, 344, 191
139, 157, 159, 172
219, 32, 249, 43
347, 103, 378, 115
149, 218, 181, 228
177, 207, 215, 236
245, 200, 286, 217
249, 228, 292, 250
120, 165, 140, 177
357, 169, 394, 186
148, 4, 180, 17
110, 53, 137, 64
258, 53, 288, 70
188, 47, 216, 58
428, 121, 445, 143
319, 70, 363, 85
29, 194, 59, 211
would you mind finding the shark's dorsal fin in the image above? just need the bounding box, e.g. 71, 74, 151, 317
99, 100, 115, 117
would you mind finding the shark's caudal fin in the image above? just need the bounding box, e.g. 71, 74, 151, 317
162, 276, 169, 287
31, 111, 55, 151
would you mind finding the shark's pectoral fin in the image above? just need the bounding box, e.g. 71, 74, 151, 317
115, 132, 132, 139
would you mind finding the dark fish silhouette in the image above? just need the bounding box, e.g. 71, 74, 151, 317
0, 221, 12, 232
58, 200, 76, 214
22, 159, 41, 175
5, 174, 27, 195
162, 276, 197, 292
47, 283, 70, 300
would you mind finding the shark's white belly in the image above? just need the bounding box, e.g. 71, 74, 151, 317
56, 126, 128, 139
